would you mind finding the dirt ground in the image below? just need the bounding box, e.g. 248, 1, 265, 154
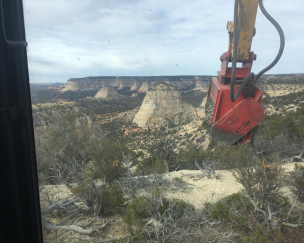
162, 162, 304, 209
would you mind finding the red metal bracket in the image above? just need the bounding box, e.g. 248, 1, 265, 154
218, 51, 255, 84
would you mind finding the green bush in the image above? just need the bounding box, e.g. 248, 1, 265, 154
101, 185, 126, 214
289, 163, 304, 203
124, 195, 194, 227
85, 140, 127, 183
204, 193, 287, 243
123, 196, 151, 226
204, 193, 254, 230
239, 226, 284, 243
258, 107, 304, 140
72, 184, 126, 215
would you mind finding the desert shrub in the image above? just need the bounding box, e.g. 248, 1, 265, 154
139, 158, 168, 175
239, 226, 284, 243
84, 140, 127, 183
124, 194, 194, 228
289, 163, 304, 203
101, 185, 126, 214
213, 145, 251, 170
181, 90, 207, 107
204, 193, 288, 243
258, 107, 304, 140
35, 111, 103, 184
170, 145, 206, 171
72, 184, 125, 216
204, 193, 254, 230
173, 177, 184, 183
123, 196, 151, 226
252, 135, 299, 162
123, 193, 217, 242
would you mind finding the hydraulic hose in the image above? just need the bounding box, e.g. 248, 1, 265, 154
253, 0, 285, 84
230, 0, 285, 102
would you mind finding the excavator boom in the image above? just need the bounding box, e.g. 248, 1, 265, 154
205, 0, 284, 146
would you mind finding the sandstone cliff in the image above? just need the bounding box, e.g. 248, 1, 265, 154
137, 81, 151, 93
130, 81, 142, 91
133, 82, 182, 127
95, 87, 120, 99
193, 81, 209, 91
61, 76, 212, 92
61, 81, 80, 92
117, 81, 130, 90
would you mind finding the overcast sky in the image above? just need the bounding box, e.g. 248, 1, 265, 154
23, 0, 304, 83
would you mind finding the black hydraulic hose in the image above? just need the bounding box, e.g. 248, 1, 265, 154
253, 0, 285, 84
230, 0, 285, 102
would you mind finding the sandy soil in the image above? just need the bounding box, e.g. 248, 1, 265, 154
261, 84, 304, 97
40, 162, 304, 211
162, 162, 304, 209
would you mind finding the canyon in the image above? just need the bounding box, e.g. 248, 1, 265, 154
61, 75, 213, 92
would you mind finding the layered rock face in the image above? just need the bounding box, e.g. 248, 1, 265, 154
137, 81, 151, 93
62, 76, 212, 92
130, 81, 142, 91
193, 81, 209, 91
95, 87, 120, 99
117, 82, 124, 90
117, 81, 131, 90
61, 81, 80, 92
133, 82, 182, 127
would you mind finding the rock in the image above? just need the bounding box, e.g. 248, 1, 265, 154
95, 87, 120, 99
133, 82, 183, 127
132, 93, 138, 97
117, 82, 125, 90
61, 81, 80, 92
137, 81, 151, 93
130, 81, 142, 91
193, 81, 209, 91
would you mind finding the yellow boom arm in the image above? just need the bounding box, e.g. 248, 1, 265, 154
227, 0, 259, 62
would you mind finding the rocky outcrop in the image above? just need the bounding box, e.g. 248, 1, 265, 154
132, 93, 138, 97
137, 81, 151, 93
193, 81, 209, 91
133, 82, 182, 127
61, 81, 80, 92
95, 87, 120, 99
117, 81, 131, 90
130, 81, 142, 91
62, 76, 212, 92
117, 82, 124, 90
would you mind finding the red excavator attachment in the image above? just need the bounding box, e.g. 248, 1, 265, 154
205, 51, 264, 146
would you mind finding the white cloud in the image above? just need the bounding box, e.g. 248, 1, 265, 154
23, 0, 304, 83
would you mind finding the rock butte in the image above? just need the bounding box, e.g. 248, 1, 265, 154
133, 82, 183, 127
61, 81, 80, 92
130, 81, 142, 91
131, 93, 138, 97
116, 82, 124, 90
137, 81, 151, 93
95, 87, 120, 99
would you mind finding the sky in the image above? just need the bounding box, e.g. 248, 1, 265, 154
23, 0, 304, 83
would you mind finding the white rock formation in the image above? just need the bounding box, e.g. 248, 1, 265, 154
137, 81, 151, 93
117, 82, 125, 90
61, 81, 80, 92
130, 81, 142, 91
95, 87, 120, 99
133, 82, 182, 127
132, 93, 138, 97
